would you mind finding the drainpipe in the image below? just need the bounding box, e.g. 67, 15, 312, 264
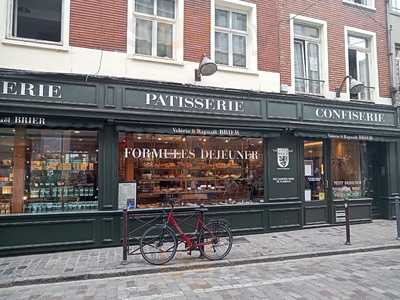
386, 0, 397, 105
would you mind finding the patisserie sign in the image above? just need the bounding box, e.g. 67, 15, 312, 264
124, 148, 260, 160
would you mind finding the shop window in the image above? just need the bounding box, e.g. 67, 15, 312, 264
331, 140, 368, 199
304, 141, 325, 202
0, 128, 98, 215
294, 23, 323, 95
347, 34, 374, 101
119, 133, 264, 208
8, 0, 65, 43
133, 0, 176, 58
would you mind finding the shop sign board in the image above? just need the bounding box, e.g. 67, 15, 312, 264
0, 115, 46, 126
172, 127, 241, 136
303, 104, 395, 127
124, 89, 262, 117
269, 138, 298, 199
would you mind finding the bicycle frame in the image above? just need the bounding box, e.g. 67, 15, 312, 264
165, 210, 207, 250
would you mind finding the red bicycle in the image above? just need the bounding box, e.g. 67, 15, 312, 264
139, 199, 233, 265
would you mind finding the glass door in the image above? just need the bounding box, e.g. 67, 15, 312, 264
303, 140, 328, 224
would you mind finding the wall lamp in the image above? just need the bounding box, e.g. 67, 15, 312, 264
195, 55, 217, 81
335, 75, 364, 98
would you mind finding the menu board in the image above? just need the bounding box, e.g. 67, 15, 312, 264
118, 182, 137, 210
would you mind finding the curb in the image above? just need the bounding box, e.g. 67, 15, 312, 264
1, 243, 400, 289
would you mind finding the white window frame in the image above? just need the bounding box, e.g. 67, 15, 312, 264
342, 0, 376, 10
344, 26, 379, 101
4, 0, 70, 50
290, 15, 329, 97
211, 0, 257, 72
127, 0, 184, 64
395, 45, 400, 89
392, 0, 400, 12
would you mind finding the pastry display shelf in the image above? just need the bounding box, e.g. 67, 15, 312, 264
138, 190, 226, 198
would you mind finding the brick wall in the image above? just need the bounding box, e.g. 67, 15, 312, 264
278, 0, 390, 97
70, 0, 127, 52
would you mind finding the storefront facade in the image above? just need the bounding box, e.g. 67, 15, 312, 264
1, 71, 400, 255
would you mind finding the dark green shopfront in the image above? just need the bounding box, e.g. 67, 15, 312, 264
1, 70, 400, 256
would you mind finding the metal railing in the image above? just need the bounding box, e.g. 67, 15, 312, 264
295, 77, 325, 96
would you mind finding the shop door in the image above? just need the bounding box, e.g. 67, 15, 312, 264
303, 140, 329, 225
367, 143, 387, 218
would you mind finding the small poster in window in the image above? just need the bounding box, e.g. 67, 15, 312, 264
304, 160, 313, 177
305, 189, 312, 202
118, 182, 136, 210
319, 192, 325, 201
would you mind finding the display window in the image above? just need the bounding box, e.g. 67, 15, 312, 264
119, 133, 264, 208
0, 128, 98, 214
331, 139, 367, 199
304, 140, 325, 201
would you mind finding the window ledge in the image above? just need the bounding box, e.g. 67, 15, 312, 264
390, 9, 400, 16
342, 1, 376, 11
2, 38, 69, 52
128, 54, 184, 66
349, 99, 375, 104
217, 65, 259, 76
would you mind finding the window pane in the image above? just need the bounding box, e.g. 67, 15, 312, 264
348, 35, 368, 49
294, 24, 319, 39
216, 9, 229, 28
13, 0, 62, 42
0, 128, 14, 215
157, 22, 173, 58
119, 133, 264, 208
135, 19, 153, 56
1, 128, 98, 214
304, 141, 325, 202
232, 12, 247, 31
307, 43, 321, 94
215, 31, 229, 65
393, 0, 400, 9
358, 52, 370, 100
294, 40, 306, 93
331, 140, 363, 199
135, 0, 154, 14
232, 35, 246, 67
157, 0, 175, 18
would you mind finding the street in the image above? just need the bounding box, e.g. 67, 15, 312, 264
0, 249, 399, 300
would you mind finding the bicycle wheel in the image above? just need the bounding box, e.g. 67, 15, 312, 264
198, 222, 233, 260
140, 224, 178, 265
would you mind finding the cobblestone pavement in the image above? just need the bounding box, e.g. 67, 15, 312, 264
0, 220, 399, 287
1, 248, 400, 299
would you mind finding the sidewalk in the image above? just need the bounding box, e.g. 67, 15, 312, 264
1, 220, 399, 288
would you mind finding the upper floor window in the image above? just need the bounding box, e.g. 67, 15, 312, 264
392, 0, 400, 11
395, 45, 400, 88
344, 0, 375, 8
215, 8, 248, 68
348, 34, 373, 100
133, 0, 176, 58
8, 0, 64, 43
294, 23, 323, 95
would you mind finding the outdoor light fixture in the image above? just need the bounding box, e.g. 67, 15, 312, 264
195, 55, 217, 81
335, 75, 365, 98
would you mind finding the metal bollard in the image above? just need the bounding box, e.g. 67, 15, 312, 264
395, 196, 400, 240
122, 209, 128, 261
344, 199, 351, 245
